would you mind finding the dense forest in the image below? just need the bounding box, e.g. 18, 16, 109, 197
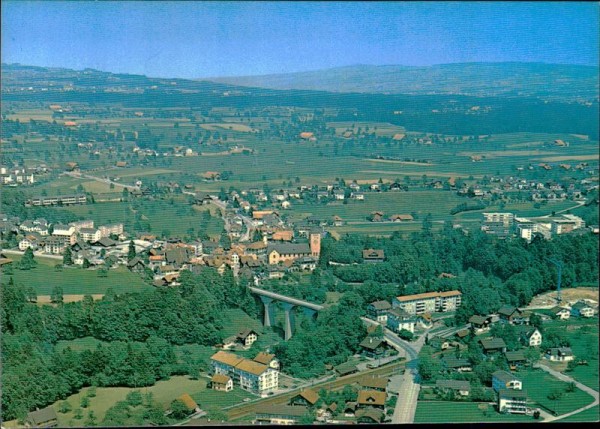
0, 268, 256, 421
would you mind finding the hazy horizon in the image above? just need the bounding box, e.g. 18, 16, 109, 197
2, 1, 598, 79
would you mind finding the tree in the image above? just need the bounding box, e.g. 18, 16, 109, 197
170, 399, 190, 420
63, 247, 73, 265
82, 258, 91, 269
84, 410, 97, 426
51, 285, 64, 304
80, 396, 90, 408
128, 240, 136, 261
18, 247, 37, 270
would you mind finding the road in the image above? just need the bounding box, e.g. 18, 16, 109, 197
361, 317, 429, 424
533, 362, 599, 423
2, 249, 62, 260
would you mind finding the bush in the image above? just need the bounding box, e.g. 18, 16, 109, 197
87, 386, 97, 398
126, 390, 143, 407
58, 401, 72, 414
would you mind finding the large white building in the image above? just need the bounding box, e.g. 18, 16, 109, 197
393, 290, 462, 315
211, 351, 279, 396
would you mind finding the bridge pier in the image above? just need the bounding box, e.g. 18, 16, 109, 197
282, 302, 296, 340
259, 296, 274, 327
302, 307, 317, 320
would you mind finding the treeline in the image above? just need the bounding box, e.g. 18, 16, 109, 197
320, 228, 598, 322
0, 268, 259, 421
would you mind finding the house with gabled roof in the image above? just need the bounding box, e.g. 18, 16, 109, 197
289, 388, 320, 407
492, 370, 522, 392
469, 314, 492, 334
387, 307, 416, 333
519, 327, 542, 347
480, 337, 507, 356
367, 300, 392, 323
355, 407, 385, 423
26, 406, 58, 428
359, 336, 388, 358
253, 352, 280, 370
545, 347, 574, 362
435, 379, 471, 397
357, 390, 386, 410
551, 306, 571, 320
211, 374, 233, 392
359, 376, 388, 392
505, 350, 527, 369
362, 248, 385, 263
441, 356, 472, 373
570, 301, 595, 318
497, 306, 530, 325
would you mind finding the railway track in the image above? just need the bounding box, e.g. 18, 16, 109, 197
226, 360, 405, 421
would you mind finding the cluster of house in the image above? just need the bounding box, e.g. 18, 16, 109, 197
457, 170, 597, 202
0, 164, 49, 186
481, 212, 592, 241
418, 300, 598, 414
16, 219, 126, 259
365, 290, 462, 337
254, 375, 392, 425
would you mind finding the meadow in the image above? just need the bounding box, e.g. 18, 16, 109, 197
519, 368, 595, 415
556, 405, 600, 422
4, 254, 151, 295
414, 401, 536, 423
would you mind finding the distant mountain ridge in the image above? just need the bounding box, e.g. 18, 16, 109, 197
208, 62, 599, 100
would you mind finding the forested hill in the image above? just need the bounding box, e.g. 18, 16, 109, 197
2, 63, 599, 139
209, 62, 599, 101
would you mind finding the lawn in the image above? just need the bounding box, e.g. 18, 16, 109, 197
4, 255, 151, 295
544, 319, 599, 390
519, 368, 595, 415
556, 405, 600, 422
414, 401, 537, 423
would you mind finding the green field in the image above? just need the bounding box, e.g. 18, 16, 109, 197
287, 191, 466, 223
556, 405, 600, 422
519, 368, 596, 415
57, 198, 224, 238
546, 319, 600, 390
414, 401, 537, 423
4, 255, 151, 295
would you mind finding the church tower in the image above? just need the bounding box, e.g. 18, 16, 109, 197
310, 231, 321, 258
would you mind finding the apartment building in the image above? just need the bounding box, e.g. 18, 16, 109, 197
211, 351, 279, 396
392, 290, 462, 315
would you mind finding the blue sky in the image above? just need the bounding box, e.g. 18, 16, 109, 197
2, 1, 598, 78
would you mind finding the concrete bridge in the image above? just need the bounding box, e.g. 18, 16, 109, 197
248, 286, 324, 340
